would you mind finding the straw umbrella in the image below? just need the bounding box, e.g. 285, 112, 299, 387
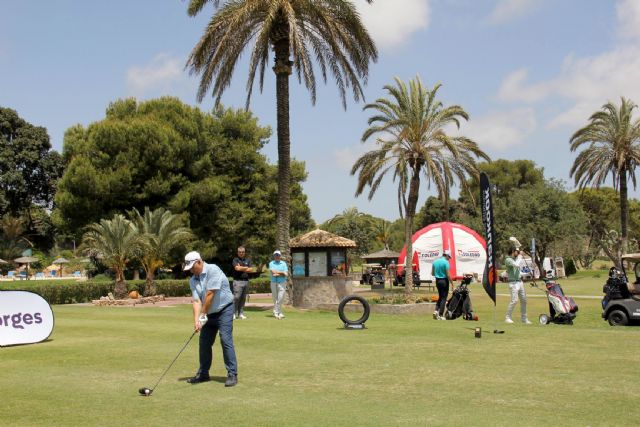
52, 257, 70, 277
14, 256, 39, 278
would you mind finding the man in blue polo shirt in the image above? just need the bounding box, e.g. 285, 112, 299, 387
269, 250, 288, 319
184, 251, 238, 387
432, 249, 452, 320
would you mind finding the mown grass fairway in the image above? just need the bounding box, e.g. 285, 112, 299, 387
2, 278, 639, 426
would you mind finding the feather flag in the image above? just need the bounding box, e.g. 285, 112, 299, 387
480, 172, 497, 304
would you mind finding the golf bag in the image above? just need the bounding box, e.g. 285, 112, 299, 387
544, 279, 578, 324
445, 275, 477, 321
602, 267, 629, 308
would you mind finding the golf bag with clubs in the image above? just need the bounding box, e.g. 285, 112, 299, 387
444, 274, 478, 321
602, 267, 629, 307
535, 272, 578, 325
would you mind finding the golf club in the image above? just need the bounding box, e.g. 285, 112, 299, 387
139, 329, 197, 397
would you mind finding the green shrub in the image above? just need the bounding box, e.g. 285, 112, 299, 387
565, 259, 577, 276
370, 294, 431, 304
1, 277, 272, 305
247, 278, 271, 293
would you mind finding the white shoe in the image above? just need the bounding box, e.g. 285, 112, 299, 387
239, 314, 247, 320
233, 314, 237, 320
522, 319, 532, 325
433, 312, 439, 320
278, 313, 285, 319
505, 318, 514, 324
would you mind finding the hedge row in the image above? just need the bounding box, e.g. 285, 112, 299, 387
0, 278, 273, 305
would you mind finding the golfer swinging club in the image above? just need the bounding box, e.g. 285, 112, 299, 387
504, 244, 532, 325
184, 251, 238, 387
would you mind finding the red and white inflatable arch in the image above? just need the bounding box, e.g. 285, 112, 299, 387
397, 222, 487, 281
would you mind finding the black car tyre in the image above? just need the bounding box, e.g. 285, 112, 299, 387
608, 309, 629, 326
338, 295, 370, 326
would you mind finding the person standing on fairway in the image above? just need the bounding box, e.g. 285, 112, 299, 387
232, 246, 252, 320
504, 246, 532, 324
269, 250, 288, 319
184, 251, 238, 387
432, 249, 452, 320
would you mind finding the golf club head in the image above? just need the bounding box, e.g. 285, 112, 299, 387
139, 387, 152, 397
493, 329, 505, 334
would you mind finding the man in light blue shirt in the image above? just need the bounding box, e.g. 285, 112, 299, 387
269, 250, 288, 319
184, 251, 238, 387
431, 249, 452, 320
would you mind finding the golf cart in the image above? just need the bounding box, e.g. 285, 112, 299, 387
360, 263, 385, 287
601, 253, 640, 326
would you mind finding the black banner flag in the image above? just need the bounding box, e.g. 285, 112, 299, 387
480, 172, 497, 304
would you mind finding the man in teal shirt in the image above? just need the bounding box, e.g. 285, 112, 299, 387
432, 249, 452, 320
269, 250, 288, 319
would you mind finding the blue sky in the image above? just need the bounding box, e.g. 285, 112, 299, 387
3, 0, 640, 223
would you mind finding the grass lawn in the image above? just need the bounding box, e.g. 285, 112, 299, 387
2, 275, 639, 426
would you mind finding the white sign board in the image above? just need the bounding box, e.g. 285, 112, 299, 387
308, 251, 327, 276
0, 291, 54, 347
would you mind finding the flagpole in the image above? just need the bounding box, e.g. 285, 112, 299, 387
480, 172, 504, 334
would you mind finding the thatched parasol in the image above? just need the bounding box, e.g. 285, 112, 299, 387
14, 256, 39, 278
52, 257, 71, 277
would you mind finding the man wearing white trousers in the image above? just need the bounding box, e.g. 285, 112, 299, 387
505, 245, 532, 324
269, 250, 288, 319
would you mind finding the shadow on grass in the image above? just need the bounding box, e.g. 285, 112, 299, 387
177, 375, 227, 384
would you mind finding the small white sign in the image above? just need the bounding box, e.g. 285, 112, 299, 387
0, 291, 54, 346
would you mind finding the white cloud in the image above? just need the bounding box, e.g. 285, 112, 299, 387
617, 0, 640, 40
126, 53, 184, 97
496, 45, 640, 128
487, 0, 539, 25
333, 140, 377, 172
493, 1, 640, 130
356, 0, 430, 49
460, 108, 537, 151
497, 68, 551, 103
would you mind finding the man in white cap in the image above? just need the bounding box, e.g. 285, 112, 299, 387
268, 250, 288, 319
504, 245, 531, 324
431, 249, 452, 320
183, 251, 238, 386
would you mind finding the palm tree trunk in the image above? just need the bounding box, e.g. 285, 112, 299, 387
620, 168, 629, 255
144, 271, 156, 296
272, 25, 293, 300
403, 168, 422, 296
114, 267, 127, 299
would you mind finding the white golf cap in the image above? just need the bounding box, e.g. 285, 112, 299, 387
273, 250, 282, 256
443, 249, 451, 257
183, 251, 201, 270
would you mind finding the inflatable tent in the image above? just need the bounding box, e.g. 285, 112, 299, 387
398, 222, 486, 281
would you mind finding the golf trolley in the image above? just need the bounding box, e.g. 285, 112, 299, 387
444, 274, 478, 321
601, 254, 640, 326
530, 272, 578, 325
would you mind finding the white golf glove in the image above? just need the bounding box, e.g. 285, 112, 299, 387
198, 314, 208, 327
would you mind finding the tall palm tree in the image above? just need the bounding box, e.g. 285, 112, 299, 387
570, 97, 640, 257
131, 207, 193, 296
374, 219, 391, 250
0, 215, 31, 265
325, 206, 371, 255
185, 0, 377, 261
351, 76, 490, 294
82, 214, 141, 299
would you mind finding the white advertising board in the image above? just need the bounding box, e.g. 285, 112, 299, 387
0, 291, 54, 347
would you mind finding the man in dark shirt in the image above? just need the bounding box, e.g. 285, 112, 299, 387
232, 246, 252, 320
